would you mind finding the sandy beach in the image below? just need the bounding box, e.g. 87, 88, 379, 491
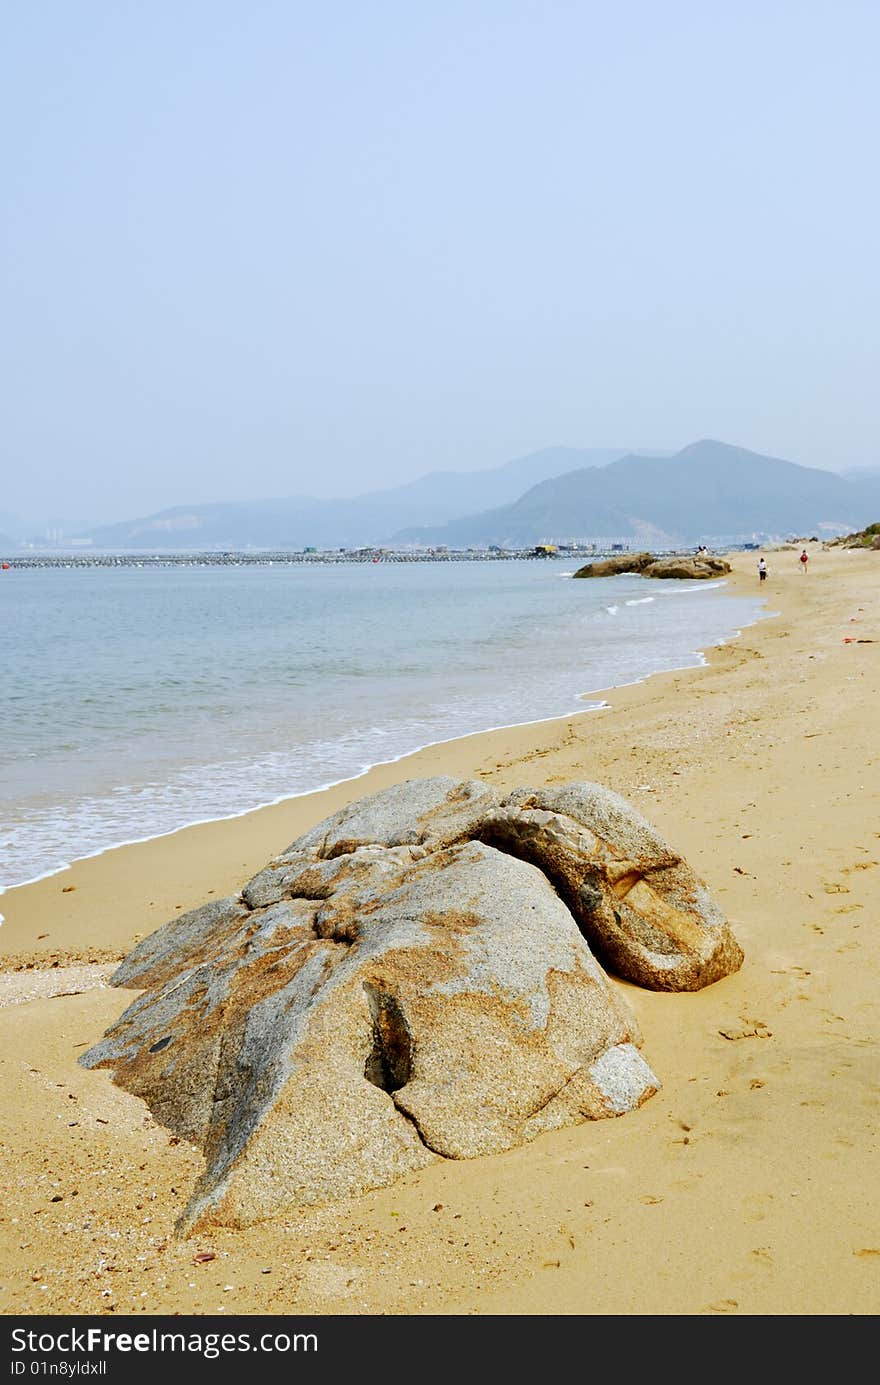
1, 545, 878, 1317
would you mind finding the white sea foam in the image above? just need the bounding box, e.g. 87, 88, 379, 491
653, 580, 727, 596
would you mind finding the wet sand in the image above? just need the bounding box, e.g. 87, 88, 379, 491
1, 544, 878, 1316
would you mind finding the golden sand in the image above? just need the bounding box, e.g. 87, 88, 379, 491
1, 545, 878, 1316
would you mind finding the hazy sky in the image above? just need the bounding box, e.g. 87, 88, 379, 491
3, 1, 878, 525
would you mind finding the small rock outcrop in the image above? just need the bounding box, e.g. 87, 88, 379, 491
81, 778, 743, 1230
827, 522, 880, 550
642, 555, 731, 579
573, 553, 731, 579
572, 552, 655, 578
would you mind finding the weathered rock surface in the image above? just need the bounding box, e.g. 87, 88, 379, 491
573, 553, 730, 579
642, 556, 731, 579
81, 777, 742, 1230
480, 783, 743, 990
572, 552, 654, 578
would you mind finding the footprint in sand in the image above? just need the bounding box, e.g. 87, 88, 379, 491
719, 1021, 773, 1041
704, 1299, 739, 1314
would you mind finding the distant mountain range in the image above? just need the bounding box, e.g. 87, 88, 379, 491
78, 447, 628, 551
396, 441, 880, 548
10, 441, 879, 554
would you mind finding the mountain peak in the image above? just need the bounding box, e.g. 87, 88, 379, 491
674, 439, 801, 471
397, 440, 880, 548
677, 439, 755, 460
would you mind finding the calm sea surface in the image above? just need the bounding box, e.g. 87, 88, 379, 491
1, 560, 767, 893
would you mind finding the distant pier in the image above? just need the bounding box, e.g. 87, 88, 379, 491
0, 547, 646, 570
0, 540, 751, 571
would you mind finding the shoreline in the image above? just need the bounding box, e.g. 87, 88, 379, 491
1, 545, 878, 1316
0, 573, 763, 917
0, 698, 611, 900
1, 574, 765, 960
0, 568, 756, 897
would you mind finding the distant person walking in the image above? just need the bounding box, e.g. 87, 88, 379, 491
758, 557, 767, 582
800, 548, 809, 573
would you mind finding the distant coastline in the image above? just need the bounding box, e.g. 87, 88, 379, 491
2, 543, 740, 570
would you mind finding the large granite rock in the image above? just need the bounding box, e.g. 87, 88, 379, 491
81, 778, 742, 1230
573, 553, 730, 579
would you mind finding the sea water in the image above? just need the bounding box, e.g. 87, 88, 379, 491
1, 559, 767, 893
